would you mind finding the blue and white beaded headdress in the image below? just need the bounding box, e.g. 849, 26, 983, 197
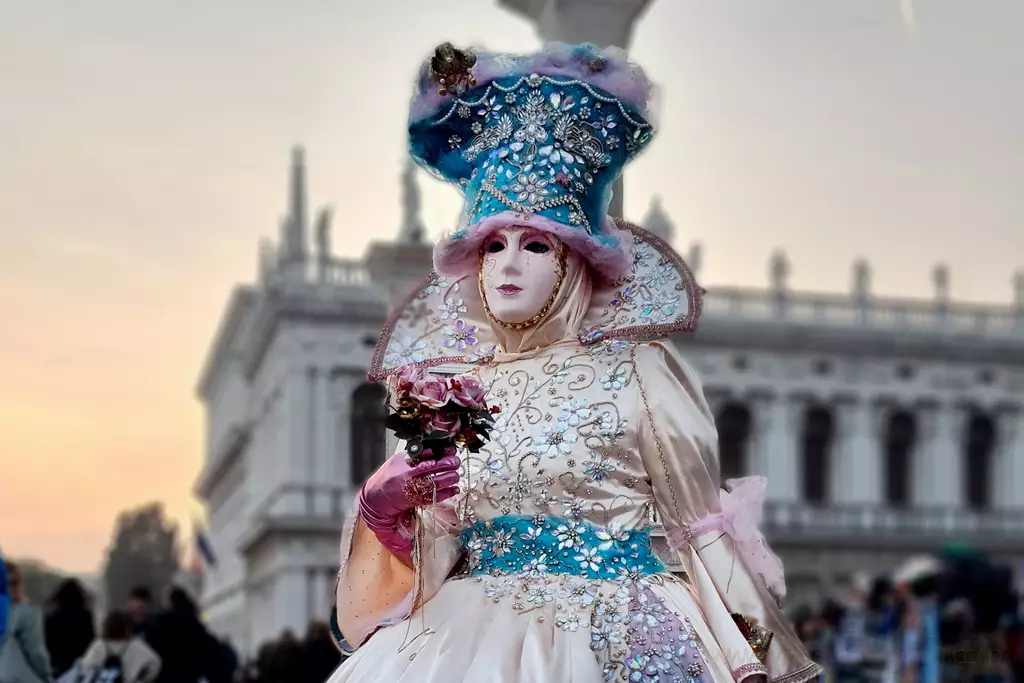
409, 42, 656, 281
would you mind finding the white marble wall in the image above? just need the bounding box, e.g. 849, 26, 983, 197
700, 360, 1024, 510
998, 409, 1024, 509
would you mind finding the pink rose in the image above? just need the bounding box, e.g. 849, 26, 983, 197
411, 376, 451, 408
424, 410, 461, 437
449, 374, 487, 411
395, 364, 425, 392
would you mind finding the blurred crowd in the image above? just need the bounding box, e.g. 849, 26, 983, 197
7, 549, 1024, 683
789, 549, 1024, 683
0, 559, 342, 683
1, 563, 241, 683
237, 625, 341, 683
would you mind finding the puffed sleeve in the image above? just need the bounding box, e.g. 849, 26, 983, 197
330, 455, 463, 654
634, 340, 822, 683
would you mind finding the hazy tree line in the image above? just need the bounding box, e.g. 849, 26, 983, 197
7, 501, 185, 612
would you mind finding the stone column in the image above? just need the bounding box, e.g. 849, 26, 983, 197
995, 409, 1024, 509
280, 366, 312, 514
274, 570, 306, 636
314, 367, 332, 516
310, 570, 329, 621
291, 366, 312, 479
322, 369, 339, 495
833, 399, 883, 505
914, 403, 964, 507
331, 374, 356, 490
306, 367, 318, 484
752, 394, 800, 502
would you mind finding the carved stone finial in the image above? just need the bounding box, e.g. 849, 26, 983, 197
277, 215, 293, 263
687, 242, 703, 279
314, 206, 333, 259
642, 195, 674, 243
285, 146, 307, 260
769, 250, 790, 291
400, 162, 426, 244
852, 259, 871, 299
932, 263, 950, 303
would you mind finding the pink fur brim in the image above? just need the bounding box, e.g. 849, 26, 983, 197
433, 211, 633, 282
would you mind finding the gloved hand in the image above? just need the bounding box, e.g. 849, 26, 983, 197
358, 449, 462, 560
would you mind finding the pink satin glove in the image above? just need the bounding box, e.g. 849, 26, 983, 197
358, 450, 462, 560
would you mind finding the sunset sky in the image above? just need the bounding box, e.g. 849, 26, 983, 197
1, 0, 1022, 573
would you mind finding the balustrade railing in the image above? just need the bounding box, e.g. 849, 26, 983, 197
762, 501, 1024, 539
703, 287, 1024, 338
264, 256, 371, 288
253, 483, 350, 522
318, 258, 370, 287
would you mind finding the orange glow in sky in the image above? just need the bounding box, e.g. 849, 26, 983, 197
1, 0, 1021, 573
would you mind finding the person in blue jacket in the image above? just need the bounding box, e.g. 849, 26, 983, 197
0, 553, 9, 645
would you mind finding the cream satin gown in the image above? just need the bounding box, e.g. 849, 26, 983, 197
330, 339, 821, 683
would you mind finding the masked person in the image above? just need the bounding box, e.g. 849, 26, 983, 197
328, 42, 821, 683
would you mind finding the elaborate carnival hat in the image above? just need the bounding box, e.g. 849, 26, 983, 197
368, 43, 701, 382
408, 42, 656, 281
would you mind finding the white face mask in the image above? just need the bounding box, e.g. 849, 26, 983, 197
479, 227, 564, 327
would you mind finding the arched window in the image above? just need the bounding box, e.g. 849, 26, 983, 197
350, 382, 388, 486
716, 402, 752, 484
801, 404, 834, 505
964, 412, 996, 511
883, 410, 916, 508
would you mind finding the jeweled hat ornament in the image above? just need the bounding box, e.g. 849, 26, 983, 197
368, 43, 702, 382
408, 42, 656, 282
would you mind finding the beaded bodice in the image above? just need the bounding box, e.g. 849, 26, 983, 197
455, 340, 655, 534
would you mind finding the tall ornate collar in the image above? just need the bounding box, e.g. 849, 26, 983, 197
368, 219, 702, 382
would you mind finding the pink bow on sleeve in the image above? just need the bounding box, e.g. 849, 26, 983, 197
665, 476, 787, 602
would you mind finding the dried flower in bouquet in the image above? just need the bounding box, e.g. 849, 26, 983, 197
385, 364, 499, 465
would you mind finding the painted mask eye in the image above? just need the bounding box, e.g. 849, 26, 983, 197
524, 240, 551, 254
485, 240, 506, 254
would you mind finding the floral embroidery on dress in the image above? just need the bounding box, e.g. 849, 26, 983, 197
457, 343, 637, 525
435, 342, 718, 681
461, 515, 664, 580
454, 514, 712, 682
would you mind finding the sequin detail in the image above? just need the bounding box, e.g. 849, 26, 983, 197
578, 223, 702, 344
448, 73, 652, 235
410, 43, 654, 246
622, 586, 712, 683
732, 663, 769, 681
731, 613, 774, 665
461, 515, 664, 580
455, 515, 712, 682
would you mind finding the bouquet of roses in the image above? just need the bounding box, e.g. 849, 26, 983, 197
386, 364, 500, 464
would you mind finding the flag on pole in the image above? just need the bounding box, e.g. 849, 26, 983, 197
193, 519, 218, 568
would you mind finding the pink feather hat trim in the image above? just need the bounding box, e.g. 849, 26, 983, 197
432, 210, 634, 281
409, 42, 654, 126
